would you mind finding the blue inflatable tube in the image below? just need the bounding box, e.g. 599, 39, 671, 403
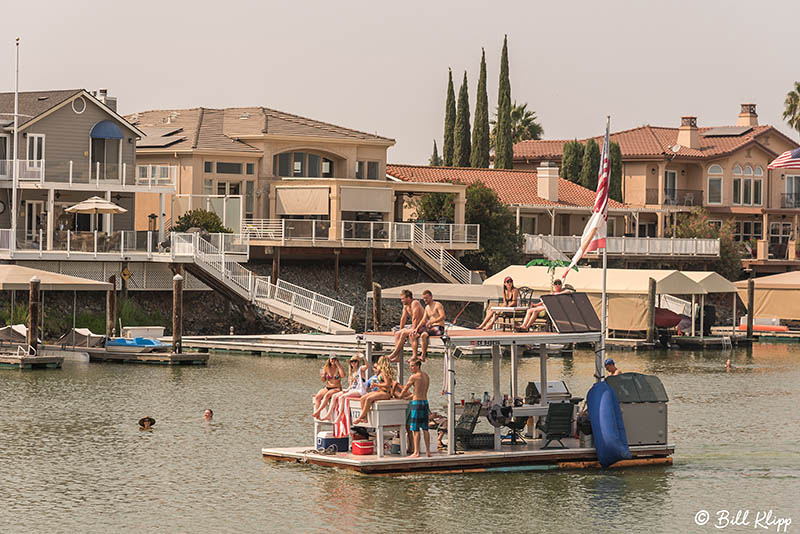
586, 381, 632, 468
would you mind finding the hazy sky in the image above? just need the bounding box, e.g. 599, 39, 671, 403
2, 1, 798, 164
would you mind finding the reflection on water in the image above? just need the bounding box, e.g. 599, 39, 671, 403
0, 343, 798, 533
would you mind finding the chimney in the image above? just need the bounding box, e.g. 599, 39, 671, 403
677, 116, 699, 149
737, 103, 758, 127
537, 161, 559, 202
96, 88, 117, 112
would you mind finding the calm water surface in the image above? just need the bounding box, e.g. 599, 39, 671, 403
1, 343, 798, 533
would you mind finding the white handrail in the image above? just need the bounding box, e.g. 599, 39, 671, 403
410, 224, 472, 284
252, 277, 353, 329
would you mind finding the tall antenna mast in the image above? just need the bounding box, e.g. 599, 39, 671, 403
11, 38, 19, 255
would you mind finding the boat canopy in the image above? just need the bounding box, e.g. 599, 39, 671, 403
0, 265, 112, 291
683, 271, 737, 294
734, 271, 800, 321
366, 282, 502, 303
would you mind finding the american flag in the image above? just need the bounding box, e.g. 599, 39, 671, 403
768, 147, 800, 170
564, 117, 610, 278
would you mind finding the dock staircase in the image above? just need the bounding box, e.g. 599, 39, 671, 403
405, 224, 479, 284
172, 233, 354, 334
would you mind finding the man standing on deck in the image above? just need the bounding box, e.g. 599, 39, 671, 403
388, 289, 425, 362
415, 290, 446, 362
400, 358, 431, 458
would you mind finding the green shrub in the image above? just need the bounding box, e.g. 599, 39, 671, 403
171, 209, 231, 233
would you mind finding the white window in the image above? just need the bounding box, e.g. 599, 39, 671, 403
786, 175, 800, 208
733, 166, 742, 205
0, 134, 9, 178
754, 166, 764, 177
27, 134, 45, 161
753, 178, 762, 205
744, 165, 753, 176
707, 165, 723, 205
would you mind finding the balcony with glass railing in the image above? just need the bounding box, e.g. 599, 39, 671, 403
524, 234, 720, 257
0, 160, 176, 188
241, 218, 480, 250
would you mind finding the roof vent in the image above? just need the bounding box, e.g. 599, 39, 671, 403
37, 96, 48, 101
239, 112, 251, 120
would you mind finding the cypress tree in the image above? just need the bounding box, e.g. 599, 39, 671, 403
494, 35, 513, 169
609, 141, 623, 202
443, 69, 456, 166
579, 138, 601, 190
453, 71, 471, 167
561, 140, 584, 183
429, 140, 442, 166
470, 48, 490, 168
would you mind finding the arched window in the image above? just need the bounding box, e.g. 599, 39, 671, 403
272, 150, 336, 178
707, 165, 723, 204
754, 166, 764, 176
744, 165, 753, 176
733, 164, 759, 206
733, 165, 743, 175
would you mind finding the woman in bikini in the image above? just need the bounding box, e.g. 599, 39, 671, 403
478, 276, 519, 330
312, 355, 346, 418
352, 356, 396, 424
325, 353, 368, 430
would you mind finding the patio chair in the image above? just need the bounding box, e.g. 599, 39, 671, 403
535, 401, 574, 449
452, 401, 493, 450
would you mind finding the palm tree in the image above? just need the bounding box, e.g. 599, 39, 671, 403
490, 101, 544, 148
784, 82, 800, 136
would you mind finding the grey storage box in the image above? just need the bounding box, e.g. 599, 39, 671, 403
605, 373, 669, 446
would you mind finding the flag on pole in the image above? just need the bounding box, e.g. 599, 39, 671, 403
768, 147, 800, 170
564, 117, 610, 278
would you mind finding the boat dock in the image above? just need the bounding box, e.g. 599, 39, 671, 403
262, 442, 674, 475
0, 351, 63, 369
83, 348, 208, 365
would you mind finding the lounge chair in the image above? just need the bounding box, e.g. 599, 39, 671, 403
452, 401, 495, 450
536, 402, 574, 449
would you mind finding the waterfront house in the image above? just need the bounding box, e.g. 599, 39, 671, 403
512, 104, 800, 272
386, 163, 720, 265
128, 106, 478, 283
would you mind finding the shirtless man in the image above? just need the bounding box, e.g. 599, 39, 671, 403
400, 358, 431, 458
388, 289, 425, 362
415, 290, 446, 361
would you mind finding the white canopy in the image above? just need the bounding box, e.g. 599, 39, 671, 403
683, 271, 737, 294
65, 196, 127, 215
0, 265, 113, 291
734, 271, 800, 321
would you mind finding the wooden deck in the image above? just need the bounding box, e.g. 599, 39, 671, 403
262, 440, 674, 475
85, 348, 208, 365
0, 353, 63, 369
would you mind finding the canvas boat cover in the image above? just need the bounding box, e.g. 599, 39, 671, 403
734, 271, 800, 321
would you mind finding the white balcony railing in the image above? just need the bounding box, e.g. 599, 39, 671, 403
524, 234, 721, 257
241, 219, 480, 248
0, 160, 176, 187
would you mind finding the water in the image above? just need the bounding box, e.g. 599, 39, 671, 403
1, 344, 798, 533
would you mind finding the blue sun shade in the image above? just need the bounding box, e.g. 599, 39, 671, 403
90, 120, 124, 139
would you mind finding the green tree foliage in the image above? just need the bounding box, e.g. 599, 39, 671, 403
409, 182, 522, 275
171, 209, 231, 233
669, 209, 743, 281
783, 81, 800, 136
561, 140, 584, 183
579, 138, 600, 191
443, 69, 456, 166
429, 140, 442, 166
609, 141, 623, 202
453, 71, 472, 167
470, 49, 490, 168
491, 101, 544, 149
494, 35, 513, 169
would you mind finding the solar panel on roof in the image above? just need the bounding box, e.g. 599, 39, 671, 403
137, 136, 185, 148
540, 292, 601, 333
140, 126, 184, 137
702, 126, 753, 137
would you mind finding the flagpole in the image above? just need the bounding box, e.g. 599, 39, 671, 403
11, 38, 19, 257
598, 115, 610, 383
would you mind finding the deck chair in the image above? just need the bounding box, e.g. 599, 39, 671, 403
453, 401, 483, 450
504, 416, 528, 445
536, 402, 574, 449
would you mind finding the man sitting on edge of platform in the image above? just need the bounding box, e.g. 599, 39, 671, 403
400, 358, 432, 458
388, 289, 425, 363
415, 290, 446, 362
517, 279, 572, 331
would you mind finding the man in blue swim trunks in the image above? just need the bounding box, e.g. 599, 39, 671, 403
400, 358, 431, 458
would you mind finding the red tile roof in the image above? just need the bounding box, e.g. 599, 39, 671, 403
513, 124, 791, 161
386, 164, 625, 209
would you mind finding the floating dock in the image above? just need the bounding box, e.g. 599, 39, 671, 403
0, 352, 63, 369
84, 348, 208, 365
262, 440, 674, 475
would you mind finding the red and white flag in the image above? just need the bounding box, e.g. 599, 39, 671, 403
564, 117, 610, 278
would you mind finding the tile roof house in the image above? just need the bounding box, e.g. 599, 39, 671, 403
511, 104, 800, 263
386, 163, 631, 240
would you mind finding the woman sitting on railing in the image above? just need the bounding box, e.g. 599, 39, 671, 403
325, 353, 368, 437
312, 356, 346, 419
477, 276, 519, 330
351, 356, 395, 425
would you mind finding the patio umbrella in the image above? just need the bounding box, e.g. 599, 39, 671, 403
65, 196, 127, 214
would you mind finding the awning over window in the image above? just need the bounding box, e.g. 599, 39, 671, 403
340, 186, 392, 213
276, 186, 329, 215
90, 120, 124, 139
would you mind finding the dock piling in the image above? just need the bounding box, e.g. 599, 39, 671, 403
28, 276, 40, 355
646, 278, 656, 343
106, 274, 117, 338
746, 277, 754, 339
372, 283, 382, 332
173, 273, 184, 354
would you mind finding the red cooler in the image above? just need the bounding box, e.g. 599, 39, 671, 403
352, 440, 374, 455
